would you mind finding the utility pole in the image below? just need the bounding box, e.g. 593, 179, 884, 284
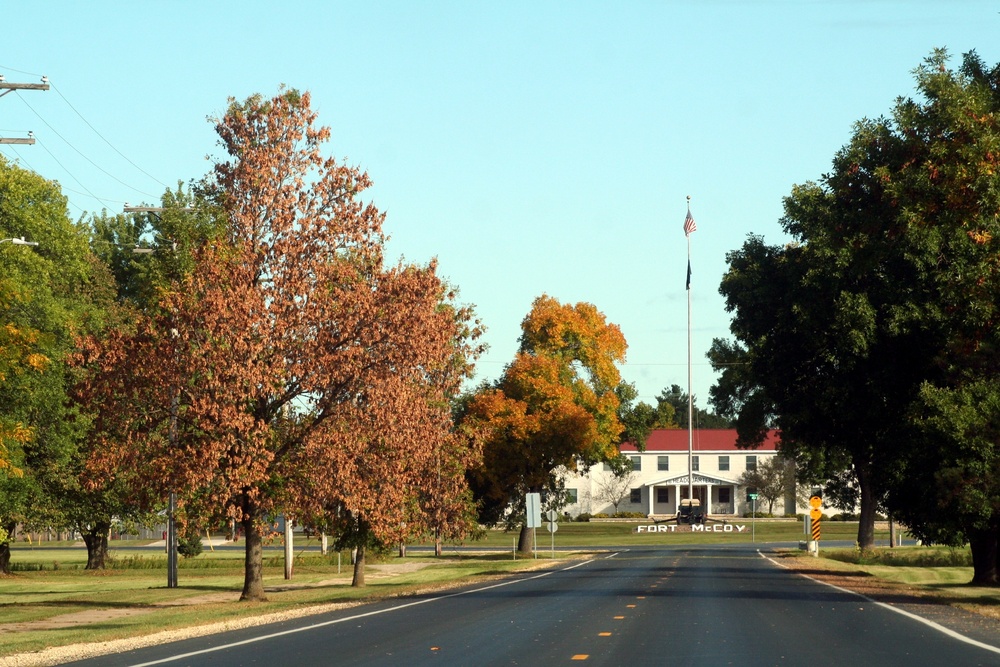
0, 74, 49, 145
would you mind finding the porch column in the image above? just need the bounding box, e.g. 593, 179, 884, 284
706, 482, 713, 514
647, 485, 655, 516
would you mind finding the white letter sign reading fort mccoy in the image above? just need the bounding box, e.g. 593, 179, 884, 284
635, 523, 747, 535
634, 523, 748, 534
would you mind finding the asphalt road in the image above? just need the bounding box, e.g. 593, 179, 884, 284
68, 544, 1000, 667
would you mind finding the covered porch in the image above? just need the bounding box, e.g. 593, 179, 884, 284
643, 472, 739, 517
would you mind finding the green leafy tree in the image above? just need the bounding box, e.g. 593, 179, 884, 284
0, 156, 116, 571
711, 50, 1000, 567
657, 384, 730, 429
859, 50, 1000, 583
89, 184, 224, 310
616, 382, 656, 448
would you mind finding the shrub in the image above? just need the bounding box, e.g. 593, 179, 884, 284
177, 534, 203, 559
574, 513, 592, 522
826, 546, 972, 567
614, 512, 646, 519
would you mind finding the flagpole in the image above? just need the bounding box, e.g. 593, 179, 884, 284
685, 196, 694, 506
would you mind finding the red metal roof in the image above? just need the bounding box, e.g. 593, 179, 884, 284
620, 428, 780, 453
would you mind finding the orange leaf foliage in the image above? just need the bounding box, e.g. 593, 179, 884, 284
464, 295, 626, 523
76, 89, 480, 598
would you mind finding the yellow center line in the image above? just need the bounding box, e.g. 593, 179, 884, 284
598, 632, 612, 637
572, 655, 589, 660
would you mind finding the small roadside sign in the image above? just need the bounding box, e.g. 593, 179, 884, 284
526, 493, 542, 528
809, 495, 822, 509
810, 507, 823, 521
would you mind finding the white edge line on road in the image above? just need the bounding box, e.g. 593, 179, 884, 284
758, 549, 1000, 656
126, 559, 596, 667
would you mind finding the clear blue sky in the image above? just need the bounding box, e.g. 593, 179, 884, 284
3, 2, 997, 410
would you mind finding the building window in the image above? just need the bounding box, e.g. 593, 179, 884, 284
656, 487, 669, 503
719, 488, 731, 503
692, 455, 700, 472
657, 455, 669, 471
719, 455, 730, 471
746, 455, 757, 471
630, 488, 642, 503
630, 455, 641, 471
564, 489, 578, 504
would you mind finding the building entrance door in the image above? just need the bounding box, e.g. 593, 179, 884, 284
680, 486, 707, 505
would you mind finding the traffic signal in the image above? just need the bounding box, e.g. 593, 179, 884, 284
811, 487, 823, 500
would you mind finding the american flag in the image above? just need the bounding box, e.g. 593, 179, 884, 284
683, 208, 697, 236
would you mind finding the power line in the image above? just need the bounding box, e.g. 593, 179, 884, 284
34, 136, 113, 210
14, 91, 159, 198
51, 83, 169, 188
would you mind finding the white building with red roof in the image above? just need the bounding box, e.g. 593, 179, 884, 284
562, 428, 794, 518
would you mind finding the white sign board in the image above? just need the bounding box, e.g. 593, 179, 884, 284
525, 492, 542, 528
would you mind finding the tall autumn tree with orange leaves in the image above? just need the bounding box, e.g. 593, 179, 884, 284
77, 89, 478, 600
463, 295, 627, 552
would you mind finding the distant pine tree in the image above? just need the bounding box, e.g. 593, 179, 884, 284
657, 384, 733, 429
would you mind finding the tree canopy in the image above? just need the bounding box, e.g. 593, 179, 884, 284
463, 295, 626, 552
0, 155, 111, 572
710, 49, 1000, 571
78, 89, 480, 598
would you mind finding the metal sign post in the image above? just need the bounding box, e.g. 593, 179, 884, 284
546, 510, 558, 558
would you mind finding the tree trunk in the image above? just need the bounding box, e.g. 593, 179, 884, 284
970, 528, 999, 585
0, 520, 14, 574
855, 465, 876, 551
240, 516, 267, 601
434, 532, 443, 557
82, 520, 111, 570
517, 525, 534, 555
352, 542, 366, 587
